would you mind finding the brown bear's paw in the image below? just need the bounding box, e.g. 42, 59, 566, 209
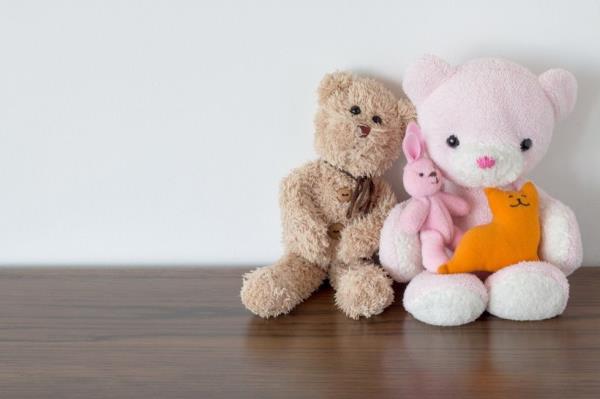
334, 264, 394, 319
336, 226, 379, 265
240, 254, 326, 318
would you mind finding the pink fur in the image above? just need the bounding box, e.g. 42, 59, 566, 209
395, 122, 469, 272
381, 55, 582, 325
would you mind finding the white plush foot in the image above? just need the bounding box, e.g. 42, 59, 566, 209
403, 271, 488, 326
486, 262, 569, 321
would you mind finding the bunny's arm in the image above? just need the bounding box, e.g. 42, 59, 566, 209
439, 192, 470, 217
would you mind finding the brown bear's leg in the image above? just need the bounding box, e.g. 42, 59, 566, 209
329, 260, 394, 319
241, 253, 327, 318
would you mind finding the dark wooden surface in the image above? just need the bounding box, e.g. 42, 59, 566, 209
0, 267, 599, 399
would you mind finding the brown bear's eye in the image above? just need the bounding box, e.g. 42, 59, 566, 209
372, 115, 382, 124
350, 105, 361, 115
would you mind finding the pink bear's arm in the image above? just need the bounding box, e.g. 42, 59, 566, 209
379, 200, 424, 282
398, 198, 430, 235
438, 192, 470, 217
516, 179, 582, 276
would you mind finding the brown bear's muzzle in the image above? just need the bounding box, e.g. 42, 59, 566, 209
356, 124, 371, 138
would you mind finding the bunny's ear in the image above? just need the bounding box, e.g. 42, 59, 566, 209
539, 69, 577, 121
403, 54, 456, 107
403, 122, 424, 162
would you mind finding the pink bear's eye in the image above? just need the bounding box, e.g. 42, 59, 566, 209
520, 138, 533, 152
446, 135, 460, 148
419, 173, 424, 177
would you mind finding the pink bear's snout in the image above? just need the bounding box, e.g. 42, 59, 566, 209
476, 156, 496, 169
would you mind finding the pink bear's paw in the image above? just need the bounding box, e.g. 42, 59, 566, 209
485, 261, 569, 321
379, 203, 423, 282
403, 271, 488, 326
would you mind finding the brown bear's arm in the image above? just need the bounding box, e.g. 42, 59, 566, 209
337, 179, 397, 264
279, 163, 331, 267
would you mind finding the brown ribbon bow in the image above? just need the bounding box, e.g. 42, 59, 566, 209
323, 161, 375, 219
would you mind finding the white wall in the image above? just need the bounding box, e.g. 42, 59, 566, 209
0, 0, 599, 266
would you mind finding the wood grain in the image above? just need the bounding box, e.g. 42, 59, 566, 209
0, 267, 599, 399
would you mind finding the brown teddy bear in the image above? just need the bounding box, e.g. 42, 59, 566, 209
241, 72, 415, 319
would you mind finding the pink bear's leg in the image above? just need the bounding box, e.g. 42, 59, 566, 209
485, 261, 569, 321
403, 271, 488, 326
451, 226, 464, 250
420, 230, 449, 272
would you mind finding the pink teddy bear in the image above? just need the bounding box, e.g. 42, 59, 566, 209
380, 55, 582, 326
396, 121, 470, 272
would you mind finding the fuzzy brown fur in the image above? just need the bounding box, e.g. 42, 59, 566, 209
241, 72, 415, 319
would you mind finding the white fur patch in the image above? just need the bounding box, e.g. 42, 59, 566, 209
379, 202, 424, 282
442, 143, 523, 188
403, 286, 487, 326
388, 232, 423, 282
487, 268, 568, 320
539, 199, 582, 275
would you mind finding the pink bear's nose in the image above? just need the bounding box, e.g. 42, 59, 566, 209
476, 156, 496, 169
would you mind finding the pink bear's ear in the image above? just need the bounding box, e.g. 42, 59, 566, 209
539, 69, 577, 121
403, 54, 456, 107
403, 122, 424, 163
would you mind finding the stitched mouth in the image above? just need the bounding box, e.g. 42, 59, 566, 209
509, 198, 530, 207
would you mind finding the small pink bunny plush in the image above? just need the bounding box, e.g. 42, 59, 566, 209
396, 121, 470, 272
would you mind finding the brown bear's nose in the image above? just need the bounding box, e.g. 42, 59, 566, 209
358, 125, 371, 137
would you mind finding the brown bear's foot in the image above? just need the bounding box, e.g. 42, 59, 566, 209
331, 262, 394, 319
240, 253, 326, 318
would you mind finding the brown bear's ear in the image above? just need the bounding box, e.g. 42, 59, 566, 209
398, 98, 417, 126
397, 98, 416, 139
317, 71, 353, 104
